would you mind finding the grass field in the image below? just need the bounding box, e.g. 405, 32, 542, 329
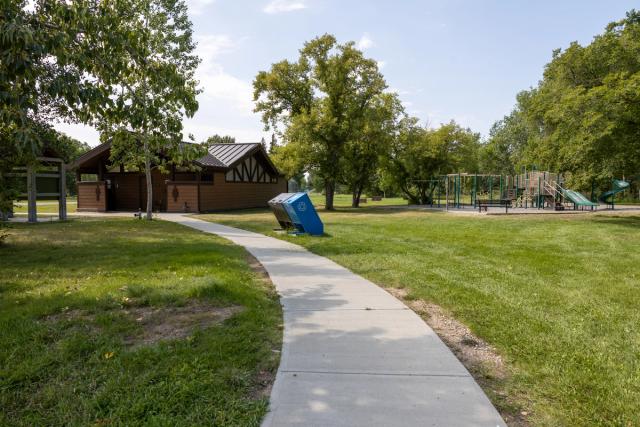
12, 198, 78, 215
0, 219, 281, 426
197, 208, 640, 426
308, 193, 407, 208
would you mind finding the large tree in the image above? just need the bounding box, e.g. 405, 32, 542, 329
253, 34, 390, 210
479, 95, 532, 176
341, 92, 402, 207
1, 0, 200, 218
98, 0, 201, 219
485, 10, 640, 191
0, 0, 116, 213
383, 119, 481, 204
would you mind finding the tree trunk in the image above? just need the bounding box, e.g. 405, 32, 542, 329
352, 185, 363, 208
419, 185, 428, 205
143, 138, 153, 220
325, 181, 335, 210
400, 184, 419, 205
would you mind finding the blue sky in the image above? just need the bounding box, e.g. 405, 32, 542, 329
57, 0, 637, 146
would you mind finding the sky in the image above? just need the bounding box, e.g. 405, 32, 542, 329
55, 0, 638, 147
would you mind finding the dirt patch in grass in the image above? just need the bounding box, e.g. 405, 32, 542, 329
387, 287, 530, 426
45, 301, 244, 348
123, 302, 244, 348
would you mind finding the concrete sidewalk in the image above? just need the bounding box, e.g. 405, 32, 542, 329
161, 214, 505, 427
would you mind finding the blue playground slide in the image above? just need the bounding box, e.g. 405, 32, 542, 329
599, 179, 630, 205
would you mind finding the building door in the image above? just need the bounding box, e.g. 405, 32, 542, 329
108, 174, 142, 211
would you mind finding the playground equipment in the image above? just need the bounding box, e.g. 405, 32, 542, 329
599, 179, 630, 209
410, 167, 640, 212
442, 167, 600, 212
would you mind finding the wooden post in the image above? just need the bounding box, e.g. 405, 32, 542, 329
27, 164, 37, 223
59, 162, 67, 220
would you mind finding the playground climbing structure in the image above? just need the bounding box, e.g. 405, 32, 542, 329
441, 168, 600, 211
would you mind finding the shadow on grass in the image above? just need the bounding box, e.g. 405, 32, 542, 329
588, 214, 640, 228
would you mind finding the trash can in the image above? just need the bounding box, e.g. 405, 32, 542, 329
282, 192, 324, 236
268, 192, 324, 236
268, 193, 297, 229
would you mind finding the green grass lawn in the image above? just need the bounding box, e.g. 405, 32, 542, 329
308, 192, 407, 208
197, 208, 640, 426
0, 219, 281, 426
12, 197, 78, 215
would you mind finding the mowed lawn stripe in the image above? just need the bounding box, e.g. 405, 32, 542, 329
197, 208, 640, 426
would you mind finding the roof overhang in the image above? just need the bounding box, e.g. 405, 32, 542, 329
67, 142, 112, 170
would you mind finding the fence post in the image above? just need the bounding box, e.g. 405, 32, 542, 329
27, 164, 37, 223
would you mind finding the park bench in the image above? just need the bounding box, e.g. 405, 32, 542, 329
477, 199, 512, 213
371, 196, 382, 201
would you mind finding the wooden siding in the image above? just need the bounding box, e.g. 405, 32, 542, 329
166, 182, 199, 212
78, 172, 286, 212
199, 172, 287, 211
77, 181, 107, 212
102, 170, 169, 211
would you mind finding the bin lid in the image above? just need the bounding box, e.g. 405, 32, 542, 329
283, 192, 312, 207
269, 193, 297, 204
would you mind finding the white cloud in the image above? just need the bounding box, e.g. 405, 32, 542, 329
185, 34, 266, 141
263, 0, 307, 14
195, 34, 237, 59
194, 35, 254, 113
357, 33, 374, 50
186, 0, 215, 16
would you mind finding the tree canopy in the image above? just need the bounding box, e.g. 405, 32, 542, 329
204, 134, 236, 145
1, 0, 116, 212
383, 119, 481, 204
254, 34, 399, 209
484, 10, 640, 190
1, 0, 201, 218
98, 0, 201, 219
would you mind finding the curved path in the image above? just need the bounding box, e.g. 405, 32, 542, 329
161, 214, 505, 427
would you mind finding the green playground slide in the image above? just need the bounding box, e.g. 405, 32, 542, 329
562, 188, 599, 207
599, 179, 630, 204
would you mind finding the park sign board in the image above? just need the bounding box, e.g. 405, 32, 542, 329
5, 157, 67, 222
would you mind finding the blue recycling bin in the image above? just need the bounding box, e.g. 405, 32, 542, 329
281, 192, 324, 236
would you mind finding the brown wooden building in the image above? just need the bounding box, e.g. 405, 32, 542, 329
69, 142, 287, 213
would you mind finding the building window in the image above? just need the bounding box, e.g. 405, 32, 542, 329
80, 174, 98, 182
